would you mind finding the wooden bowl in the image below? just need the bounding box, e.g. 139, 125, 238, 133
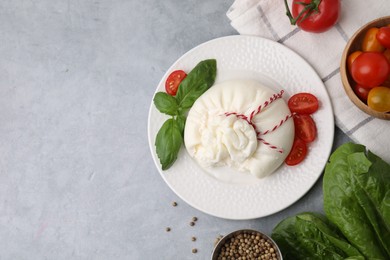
340, 16, 390, 120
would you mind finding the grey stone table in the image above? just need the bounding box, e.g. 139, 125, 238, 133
0, 1, 350, 259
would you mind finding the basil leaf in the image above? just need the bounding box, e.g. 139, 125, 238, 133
175, 115, 186, 138
176, 59, 217, 109
153, 92, 179, 116
155, 118, 182, 170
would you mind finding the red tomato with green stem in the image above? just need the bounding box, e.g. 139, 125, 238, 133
284, 0, 341, 33
351, 52, 390, 88
165, 70, 187, 96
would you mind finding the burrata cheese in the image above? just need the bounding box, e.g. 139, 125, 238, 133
184, 79, 294, 179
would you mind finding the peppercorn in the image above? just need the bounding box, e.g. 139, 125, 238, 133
215, 231, 280, 260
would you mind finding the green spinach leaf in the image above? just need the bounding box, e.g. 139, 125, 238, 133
323, 143, 390, 259
272, 212, 362, 260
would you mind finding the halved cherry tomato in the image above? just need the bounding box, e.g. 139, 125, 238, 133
376, 27, 390, 49
352, 84, 371, 103
362, 27, 385, 52
347, 51, 362, 74
165, 70, 187, 96
350, 52, 390, 88
293, 114, 317, 143
367, 86, 390, 112
285, 137, 307, 166
288, 93, 319, 114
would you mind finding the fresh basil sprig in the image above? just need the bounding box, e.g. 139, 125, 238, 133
154, 59, 217, 170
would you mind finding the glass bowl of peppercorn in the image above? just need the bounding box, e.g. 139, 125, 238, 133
211, 229, 282, 260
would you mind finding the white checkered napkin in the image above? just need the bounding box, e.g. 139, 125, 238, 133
226, 0, 390, 163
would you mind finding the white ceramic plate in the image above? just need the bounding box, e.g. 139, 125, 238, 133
148, 35, 334, 220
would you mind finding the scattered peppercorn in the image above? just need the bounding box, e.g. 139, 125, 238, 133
192, 216, 198, 222
191, 236, 197, 242
214, 231, 280, 260
189, 221, 195, 226
166, 227, 171, 232
172, 201, 177, 207
192, 248, 198, 254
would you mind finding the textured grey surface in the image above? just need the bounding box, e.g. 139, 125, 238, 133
0, 0, 350, 259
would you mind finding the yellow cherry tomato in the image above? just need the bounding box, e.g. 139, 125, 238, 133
367, 86, 390, 112
362, 27, 386, 52
347, 51, 362, 74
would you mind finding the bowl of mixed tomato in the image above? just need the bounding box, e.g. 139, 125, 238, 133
340, 16, 390, 120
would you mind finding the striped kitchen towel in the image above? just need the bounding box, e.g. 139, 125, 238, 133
227, 0, 390, 162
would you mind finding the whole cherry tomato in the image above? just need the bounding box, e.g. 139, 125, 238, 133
165, 70, 187, 96
376, 27, 390, 49
350, 52, 390, 88
284, 0, 340, 33
384, 49, 390, 63
347, 51, 362, 74
362, 27, 385, 52
352, 84, 371, 103
367, 86, 390, 112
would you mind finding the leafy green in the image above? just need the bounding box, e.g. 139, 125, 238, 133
154, 59, 217, 170
175, 114, 186, 138
176, 59, 217, 110
324, 143, 390, 259
271, 143, 390, 259
155, 118, 182, 170
153, 92, 179, 116
272, 212, 363, 260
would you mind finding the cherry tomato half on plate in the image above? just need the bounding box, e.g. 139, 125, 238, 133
165, 70, 187, 96
285, 137, 308, 166
362, 27, 385, 52
353, 84, 371, 103
367, 86, 390, 112
290, 0, 340, 33
376, 27, 390, 49
293, 114, 317, 143
288, 93, 319, 114
350, 52, 390, 88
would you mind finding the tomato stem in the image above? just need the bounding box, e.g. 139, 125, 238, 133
283, 0, 322, 26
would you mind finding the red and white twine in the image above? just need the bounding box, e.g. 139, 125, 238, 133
224, 90, 294, 153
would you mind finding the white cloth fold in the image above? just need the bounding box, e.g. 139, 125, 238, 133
226, 0, 390, 162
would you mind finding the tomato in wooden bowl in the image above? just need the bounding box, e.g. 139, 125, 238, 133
340, 16, 390, 120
